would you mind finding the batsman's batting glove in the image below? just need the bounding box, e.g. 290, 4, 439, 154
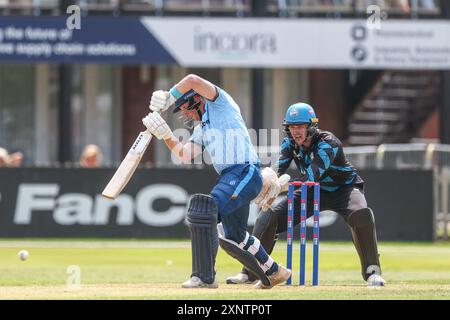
149, 90, 176, 113
142, 112, 173, 140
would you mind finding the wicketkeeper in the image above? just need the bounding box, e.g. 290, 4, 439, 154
227, 102, 386, 287
142, 74, 291, 289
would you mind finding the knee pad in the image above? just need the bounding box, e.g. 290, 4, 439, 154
187, 194, 218, 225
348, 207, 375, 228
186, 194, 218, 284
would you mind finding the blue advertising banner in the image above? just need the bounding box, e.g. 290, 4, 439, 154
0, 16, 176, 64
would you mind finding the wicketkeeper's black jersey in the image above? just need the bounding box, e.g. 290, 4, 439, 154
276, 130, 363, 192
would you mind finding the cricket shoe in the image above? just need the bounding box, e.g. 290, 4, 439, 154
226, 272, 254, 284
253, 265, 292, 289
182, 276, 218, 289
367, 274, 386, 287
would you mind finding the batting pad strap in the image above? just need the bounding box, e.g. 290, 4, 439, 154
238, 232, 250, 250
246, 237, 261, 256
261, 256, 274, 272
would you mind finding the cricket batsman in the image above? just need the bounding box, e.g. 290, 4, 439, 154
227, 102, 386, 287
142, 74, 291, 289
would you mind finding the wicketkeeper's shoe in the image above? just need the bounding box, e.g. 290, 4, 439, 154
253, 265, 292, 289
181, 276, 218, 289
226, 272, 254, 284
367, 274, 386, 287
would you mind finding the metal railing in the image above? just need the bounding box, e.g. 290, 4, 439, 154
345, 143, 450, 240
0, 0, 251, 15
0, 0, 442, 17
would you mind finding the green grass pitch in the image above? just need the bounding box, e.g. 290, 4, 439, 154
0, 239, 449, 300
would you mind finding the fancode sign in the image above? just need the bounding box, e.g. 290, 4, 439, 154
0, 168, 435, 240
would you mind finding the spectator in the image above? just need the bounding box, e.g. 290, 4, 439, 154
362, 0, 409, 13
79, 144, 103, 168
0, 147, 10, 167
387, 0, 438, 16
8, 151, 24, 167
396, 0, 410, 13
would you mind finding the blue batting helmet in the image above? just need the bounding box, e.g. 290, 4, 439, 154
283, 103, 318, 127
173, 89, 202, 113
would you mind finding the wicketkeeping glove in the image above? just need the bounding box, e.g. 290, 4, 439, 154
260, 174, 291, 211
254, 167, 278, 209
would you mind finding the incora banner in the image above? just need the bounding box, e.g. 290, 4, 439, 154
0, 16, 449, 69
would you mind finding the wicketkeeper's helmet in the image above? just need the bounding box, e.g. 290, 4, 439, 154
283, 103, 319, 127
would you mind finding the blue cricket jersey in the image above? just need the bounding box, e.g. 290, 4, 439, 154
190, 86, 259, 174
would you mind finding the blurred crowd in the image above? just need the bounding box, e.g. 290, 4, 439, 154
0, 144, 103, 168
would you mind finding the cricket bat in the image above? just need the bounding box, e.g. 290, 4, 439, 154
102, 131, 152, 199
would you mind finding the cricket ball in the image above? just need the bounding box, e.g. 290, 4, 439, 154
18, 250, 29, 261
